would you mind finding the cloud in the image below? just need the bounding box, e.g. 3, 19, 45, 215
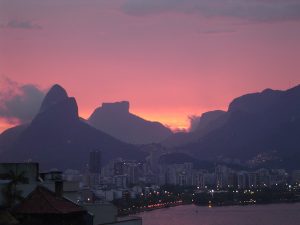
1, 20, 42, 30
188, 115, 201, 132
121, 0, 300, 22
0, 78, 45, 125
198, 28, 237, 34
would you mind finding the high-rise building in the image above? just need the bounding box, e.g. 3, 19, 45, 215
237, 172, 248, 189
215, 165, 229, 189
228, 172, 238, 188
114, 160, 124, 176
248, 172, 258, 188
89, 150, 101, 174
292, 170, 300, 184
257, 168, 270, 187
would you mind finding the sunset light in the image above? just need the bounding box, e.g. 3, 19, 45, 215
1, 1, 300, 225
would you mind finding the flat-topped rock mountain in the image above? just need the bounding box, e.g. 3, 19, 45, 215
88, 101, 173, 145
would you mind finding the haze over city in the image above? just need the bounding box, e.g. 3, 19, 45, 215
1, 0, 300, 132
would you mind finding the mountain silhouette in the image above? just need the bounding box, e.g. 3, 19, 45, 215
1, 84, 300, 170
39, 84, 69, 112
177, 85, 300, 169
0, 85, 146, 170
88, 101, 172, 144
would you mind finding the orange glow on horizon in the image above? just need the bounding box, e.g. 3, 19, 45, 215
0, 118, 16, 134
132, 112, 190, 131
79, 109, 191, 132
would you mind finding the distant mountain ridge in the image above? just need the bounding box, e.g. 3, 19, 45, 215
1, 83, 300, 170
88, 101, 172, 145
175, 85, 300, 169
0, 85, 146, 170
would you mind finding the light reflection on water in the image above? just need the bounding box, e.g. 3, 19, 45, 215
138, 203, 300, 225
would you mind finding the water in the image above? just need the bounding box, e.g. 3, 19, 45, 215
138, 203, 300, 225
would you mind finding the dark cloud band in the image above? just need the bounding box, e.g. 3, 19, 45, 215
1, 20, 42, 30
122, 0, 300, 22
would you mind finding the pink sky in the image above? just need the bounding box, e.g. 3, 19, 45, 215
1, 0, 300, 132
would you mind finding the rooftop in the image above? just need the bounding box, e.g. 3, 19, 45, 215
13, 186, 85, 214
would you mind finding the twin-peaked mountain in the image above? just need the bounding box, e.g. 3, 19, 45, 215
88, 101, 172, 145
167, 85, 300, 169
0, 85, 146, 170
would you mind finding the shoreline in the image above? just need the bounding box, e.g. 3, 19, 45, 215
118, 201, 187, 216
195, 199, 300, 207
119, 199, 300, 216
